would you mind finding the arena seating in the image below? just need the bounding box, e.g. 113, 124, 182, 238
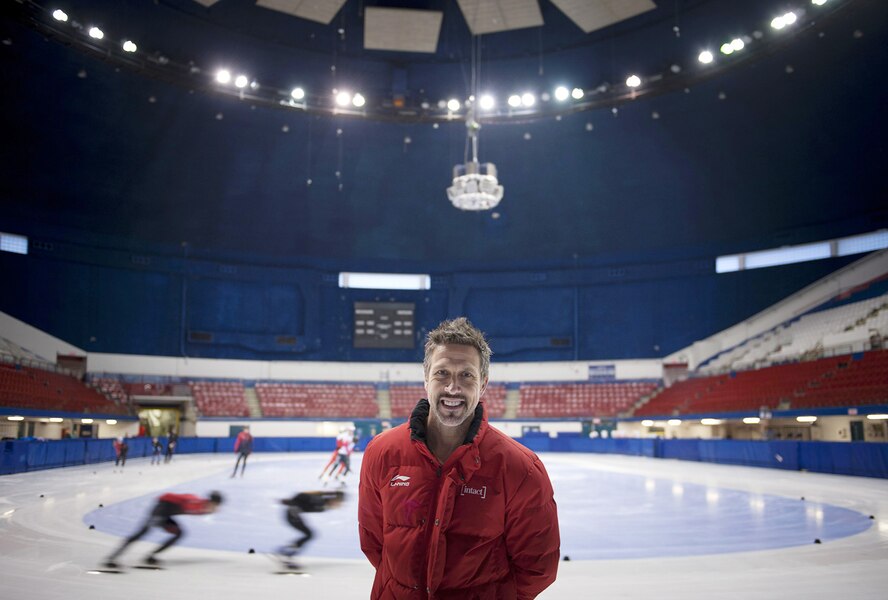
190, 381, 249, 417
636, 349, 888, 416
389, 385, 507, 418
0, 364, 129, 415
255, 383, 378, 417
517, 382, 657, 418
90, 377, 129, 406
702, 293, 888, 374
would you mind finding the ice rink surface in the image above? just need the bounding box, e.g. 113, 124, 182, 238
2, 451, 887, 599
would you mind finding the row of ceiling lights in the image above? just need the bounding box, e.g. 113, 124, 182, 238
6, 415, 118, 424
641, 413, 888, 427
49, 1, 833, 116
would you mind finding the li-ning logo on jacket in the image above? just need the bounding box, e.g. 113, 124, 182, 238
461, 485, 487, 499
390, 474, 411, 487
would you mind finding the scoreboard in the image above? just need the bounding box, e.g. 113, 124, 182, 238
353, 302, 416, 348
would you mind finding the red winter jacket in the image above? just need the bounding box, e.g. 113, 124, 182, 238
358, 400, 560, 599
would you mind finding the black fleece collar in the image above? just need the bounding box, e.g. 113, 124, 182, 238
409, 398, 484, 445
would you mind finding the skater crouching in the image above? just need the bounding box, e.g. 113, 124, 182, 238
104, 491, 223, 568
278, 490, 345, 566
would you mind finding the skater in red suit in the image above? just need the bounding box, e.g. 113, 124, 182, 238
104, 491, 223, 568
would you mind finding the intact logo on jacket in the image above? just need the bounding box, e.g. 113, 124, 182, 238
460, 484, 487, 499
390, 474, 411, 487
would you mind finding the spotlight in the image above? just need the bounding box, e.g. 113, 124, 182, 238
812, 0, 827, 5
52, 9, 68, 22
479, 94, 495, 110
352, 93, 365, 107
215, 69, 231, 84
81, 418, 94, 424
335, 91, 352, 106
720, 43, 734, 55
698, 50, 714, 64
234, 75, 248, 88
626, 75, 641, 88
122, 40, 137, 53
88, 27, 104, 40
730, 38, 745, 52
290, 87, 305, 100
520, 93, 535, 107
571, 87, 584, 100
106, 419, 117, 425
771, 12, 797, 30
641, 420, 654, 427
7, 416, 24, 421
507, 94, 522, 108
554, 86, 570, 101
447, 98, 460, 111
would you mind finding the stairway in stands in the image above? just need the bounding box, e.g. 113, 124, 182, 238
244, 386, 262, 418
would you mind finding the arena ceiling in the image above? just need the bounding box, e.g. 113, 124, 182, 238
1, 0, 886, 271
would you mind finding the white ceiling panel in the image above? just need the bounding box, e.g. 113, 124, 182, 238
364, 8, 443, 54
255, 0, 348, 25
456, 0, 544, 36
550, 0, 656, 34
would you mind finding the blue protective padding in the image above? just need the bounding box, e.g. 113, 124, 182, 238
43, 441, 67, 468
62, 439, 86, 464
254, 437, 289, 452
288, 437, 337, 452
215, 437, 236, 453
660, 439, 702, 461
697, 440, 800, 471
1, 441, 27, 474
27, 442, 47, 469
3, 436, 887, 478
799, 442, 888, 478
85, 439, 113, 464
177, 437, 217, 454
516, 436, 551, 452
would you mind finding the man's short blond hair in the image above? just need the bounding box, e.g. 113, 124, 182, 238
423, 317, 492, 381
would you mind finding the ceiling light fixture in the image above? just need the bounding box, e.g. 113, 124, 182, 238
447, 35, 503, 212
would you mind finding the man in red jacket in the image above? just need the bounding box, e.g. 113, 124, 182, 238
104, 491, 223, 568
358, 318, 560, 599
